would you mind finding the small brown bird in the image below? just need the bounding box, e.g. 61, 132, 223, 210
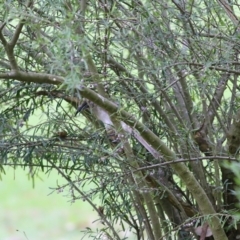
193, 131, 212, 156
54, 130, 68, 139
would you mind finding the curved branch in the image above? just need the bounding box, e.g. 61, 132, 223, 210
35, 90, 79, 108
207, 73, 229, 125
0, 20, 24, 70
216, 0, 240, 28
0, 71, 63, 85
9, 22, 24, 49
79, 85, 227, 239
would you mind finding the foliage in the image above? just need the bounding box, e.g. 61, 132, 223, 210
1, 0, 240, 239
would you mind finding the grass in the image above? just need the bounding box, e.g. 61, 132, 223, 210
0, 167, 99, 240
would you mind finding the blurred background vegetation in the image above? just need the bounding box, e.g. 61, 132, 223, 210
0, 167, 98, 240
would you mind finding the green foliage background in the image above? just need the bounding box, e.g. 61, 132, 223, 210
1, 168, 98, 239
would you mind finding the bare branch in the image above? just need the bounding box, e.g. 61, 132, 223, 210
217, 0, 240, 28
9, 22, 24, 48
0, 71, 63, 85
0, 28, 8, 46
0, 22, 21, 70
35, 90, 79, 107
207, 73, 230, 125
